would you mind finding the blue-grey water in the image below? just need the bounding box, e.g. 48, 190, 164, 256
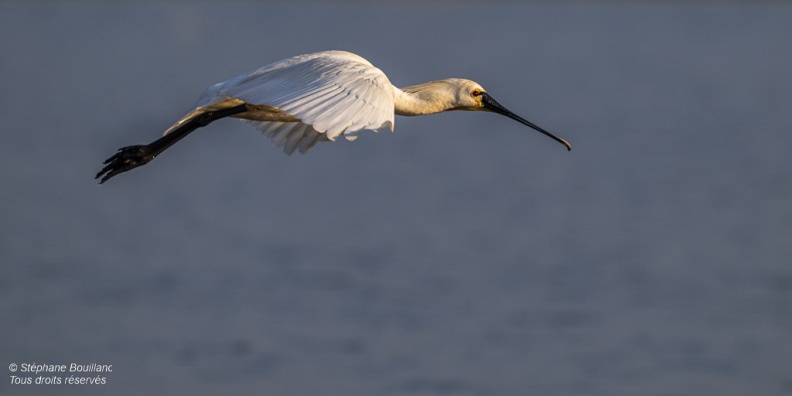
1, 2, 791, 395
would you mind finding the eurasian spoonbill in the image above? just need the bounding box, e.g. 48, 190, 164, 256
97, 50, 570, 184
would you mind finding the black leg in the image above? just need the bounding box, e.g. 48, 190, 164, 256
96, 104, 247, 184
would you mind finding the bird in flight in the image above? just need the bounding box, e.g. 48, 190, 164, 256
96, 50, 570, 184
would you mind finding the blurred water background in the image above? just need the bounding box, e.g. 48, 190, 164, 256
1, 2, 790, 395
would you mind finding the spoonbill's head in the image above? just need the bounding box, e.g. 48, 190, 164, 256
448, 78, 572, 151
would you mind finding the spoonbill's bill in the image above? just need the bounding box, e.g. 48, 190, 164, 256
97, 50, 570, 184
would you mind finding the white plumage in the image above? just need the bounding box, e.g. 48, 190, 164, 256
170, 51, 395, 155
97, 50, 570, 183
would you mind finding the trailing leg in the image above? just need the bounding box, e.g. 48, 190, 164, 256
95, 104, 247, 184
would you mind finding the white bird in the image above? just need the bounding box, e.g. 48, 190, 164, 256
97, 50, 570, 183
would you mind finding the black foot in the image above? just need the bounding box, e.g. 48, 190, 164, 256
95, 145, 155, 184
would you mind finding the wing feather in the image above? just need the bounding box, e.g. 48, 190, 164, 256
296, 128, 324, 154
268, 122, 294, 146
193, 51, 394, 154
283, 123, 314, 155
282, 85, 345, 116
244, 120, 326, 155
347, 84, 380, 132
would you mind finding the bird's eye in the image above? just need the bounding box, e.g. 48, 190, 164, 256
471, 90, 482, 97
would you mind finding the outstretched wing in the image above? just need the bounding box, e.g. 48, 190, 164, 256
171, 51, 396, 155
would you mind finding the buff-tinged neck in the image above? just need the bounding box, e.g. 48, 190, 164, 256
393, 80, 470, 116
